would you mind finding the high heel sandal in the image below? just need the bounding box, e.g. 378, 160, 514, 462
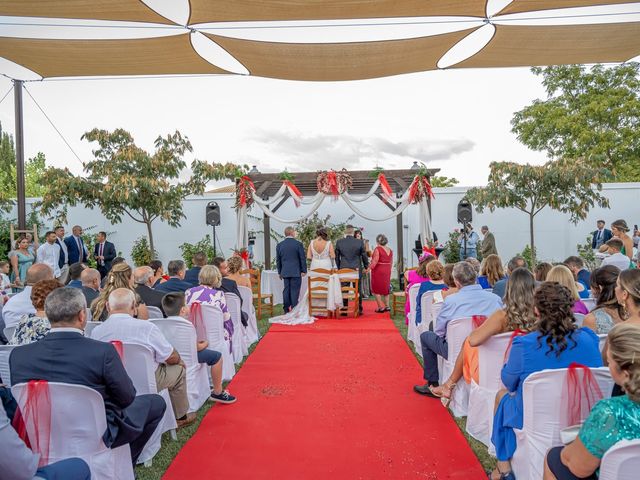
428, 380, 456, 407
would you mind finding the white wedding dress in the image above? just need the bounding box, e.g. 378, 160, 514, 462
269, 240, 334, 325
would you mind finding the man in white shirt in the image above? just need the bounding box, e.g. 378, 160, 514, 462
36, 231, 61, 279
91, 288, 195, 427
2, 264, 54, 328
601, 238, 631, 271
54, 225, 70, 284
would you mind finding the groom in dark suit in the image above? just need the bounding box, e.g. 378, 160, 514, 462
276, 226, 307, 313
335, 224, 369, 314
591, 220, 613, 250
94, 231, 117, 279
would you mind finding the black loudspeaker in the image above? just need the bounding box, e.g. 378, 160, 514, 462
206, 201, 221, 226
457, 199, 473, 224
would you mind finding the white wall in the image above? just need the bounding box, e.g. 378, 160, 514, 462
14, 182, 640, 267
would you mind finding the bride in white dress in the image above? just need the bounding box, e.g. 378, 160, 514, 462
269, 228, 336, 325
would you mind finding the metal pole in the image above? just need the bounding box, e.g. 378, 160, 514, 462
14, 80, 26, 230
212, 225, 217, 257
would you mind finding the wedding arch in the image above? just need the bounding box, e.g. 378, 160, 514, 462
234, 168, 438, 283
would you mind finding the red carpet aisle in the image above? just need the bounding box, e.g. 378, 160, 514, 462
163, 302, 485, 479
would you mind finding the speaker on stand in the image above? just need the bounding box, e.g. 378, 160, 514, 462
457, 199, 473, 259
206, 202, 221, 256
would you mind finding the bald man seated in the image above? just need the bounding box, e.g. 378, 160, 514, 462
80, 268, 101, 307
3, 263, 54, 328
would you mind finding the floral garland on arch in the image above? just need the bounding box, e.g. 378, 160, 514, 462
317, 169, 352, 197
408, 174, 435, 204
235, 175, 256, 210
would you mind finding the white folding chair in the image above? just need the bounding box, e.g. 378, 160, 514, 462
200, 303, 235, 381
146, 306, 164, 319
238, 285, 260, 346
151, 318, 210, 413
0, 344, 16, 386
3, 326, 15, 342
574, 313, 586, 326
13, 382, 134, 480
466, 332, 512, 447
405, 284, 422, 351
224, 292, 248, 362
84, 321, 102, 338
121, 343, 177, 466
599, 439, 640, 480
511, 367, 614, 480
438, 317, 474, 417
598, 334, 607, 352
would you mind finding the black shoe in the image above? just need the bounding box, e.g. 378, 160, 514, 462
413, 382, 438, 395
210, 390, 237, 404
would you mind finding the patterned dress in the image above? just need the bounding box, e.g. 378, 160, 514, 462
10, 314, 50, 345
186, 285, 233, 347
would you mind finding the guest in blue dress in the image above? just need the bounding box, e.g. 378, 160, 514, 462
489, 282, 602, 480
414, 261, 448, 326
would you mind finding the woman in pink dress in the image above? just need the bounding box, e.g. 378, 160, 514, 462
404, 253, 435, 324
370, 234, 393, 313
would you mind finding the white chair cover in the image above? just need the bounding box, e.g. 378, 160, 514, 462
200, 304, 235, 381
598, 334, 607, 352
511, 367, 614, 480
438, 317, 474, 417
600, 439, 640, 480
151, 318, 211, 413
405, 284, 421, 351
12, 382, 134, 480
146, 306, 164, 319
121, 343, 177, 465
224, 292, 248, 362
0, 344, 16, 386
410, 291, 438, 357
238, 285, 259, 346
574, 313, 586, 326
3, 326, 15, 342
466, 332, 512, 447
582, 298, 596, 312
84, 321, 102, 338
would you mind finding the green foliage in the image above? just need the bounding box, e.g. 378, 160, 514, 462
278, 170, 295, 182
38, 128, 244, 252
430, 175, 460, 188
294, 212, 354, 249
466, 159, 610, 263
443, 230, 461, 264
517, 245, 537, 270
131, 236, 157, 267
179, 235, 216, 268
512, 63, 640, 181
577, 236, 597, 271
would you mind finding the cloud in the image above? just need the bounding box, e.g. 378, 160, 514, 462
243, 129, 475, 171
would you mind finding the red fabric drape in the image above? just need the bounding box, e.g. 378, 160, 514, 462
189, 302, 208, 342
472, 315, 487, 329
110, 340, 124, 361
564, 362, 603, 427
326, 171, 339, 197
13, 380, 51, 467
503, 329, 528, 363
284, 180, 303, 207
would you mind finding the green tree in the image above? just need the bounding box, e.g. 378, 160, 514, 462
39, 128, 244, 252
430, 175, 459, 188
465, 160, 610, 262
512, 64, 640, 180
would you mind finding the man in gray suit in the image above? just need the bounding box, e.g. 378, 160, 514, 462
335, 225, 370, 314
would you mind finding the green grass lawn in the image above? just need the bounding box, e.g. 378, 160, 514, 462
135, 300, 494, 478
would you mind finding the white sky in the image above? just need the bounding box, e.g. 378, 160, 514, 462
0, 1, 639, 187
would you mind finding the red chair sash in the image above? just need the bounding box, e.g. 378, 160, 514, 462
503, 329, 528, 363
13, 380, 51, 467
472, 315, 487, 328
110, 340, 124, 362
563, 362, 604, 428
189, 302, 208, 342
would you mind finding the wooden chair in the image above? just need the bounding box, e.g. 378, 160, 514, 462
241, 268, 273, 318
308, 269, 333, 318
337, 269, 359, 318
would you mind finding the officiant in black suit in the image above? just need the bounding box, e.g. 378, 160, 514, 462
335, 225, 369, 314
94, 231, 117, 279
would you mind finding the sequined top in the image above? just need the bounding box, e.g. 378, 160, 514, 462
9, 313, 50, 345
579, 395, 640, 459
592, 308, 616, 335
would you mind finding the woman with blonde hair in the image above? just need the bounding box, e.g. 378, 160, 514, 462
226, 256, 251, 289
478, 254, 505, 289
91, 262, 149, 321
546, 264, 589, 314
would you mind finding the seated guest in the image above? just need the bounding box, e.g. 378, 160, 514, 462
428, 268, 537, 402
601, 238, 632, 271
133, 266, 167, 315
414, 261, 449, 326
155, 260, 192, 294
534, 262, 553, 282
66, 262, 87, 288
564, 256, 591, 291
10, 279, 62, 345
465, 256, 481, 275
3, 264, 54, 328
91, 288, 195, 427
582, 265, 624, 334
162, 292, 237, 404
10, 288, 166, 466
92, 262, 149, 322
404, 253, 435, 324
490, 283, 602, 480
212, 256, 248, 325
493, 256, 527, 299
547, 265, 589, 314
478, 254, 505, 289
149, 260, 167, 287
80, 267, 101, 307
100, 257, 126, 289
544, 323, 640, 480
186, 265, 231, 319
442, 263, 459, 299
414, 261, 502, 395
0, 401, 90, 480
226, 256, 252, 289
184, 252, 207, 288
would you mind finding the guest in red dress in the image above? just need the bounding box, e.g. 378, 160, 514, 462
370, 234, 393, 313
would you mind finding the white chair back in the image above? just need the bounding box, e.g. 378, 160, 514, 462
224, 292, 248, 362
512, 367, 614, 480
146, 306, 164, 319
439, 317, 475, 417
574, 313, 586, 326
600, 439, 640, 480
477, 332, 513, 390
598, 334, 607, 352
12, 382, 134, 480
200, 303, 235, 381
84, 321, 101, 338
0, 344, 16, 386
3, 326, 15, 342
151, 318, 210, 413
582, 297, 596, 312
238, 285, 259, 345
406, 284, 423, 352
